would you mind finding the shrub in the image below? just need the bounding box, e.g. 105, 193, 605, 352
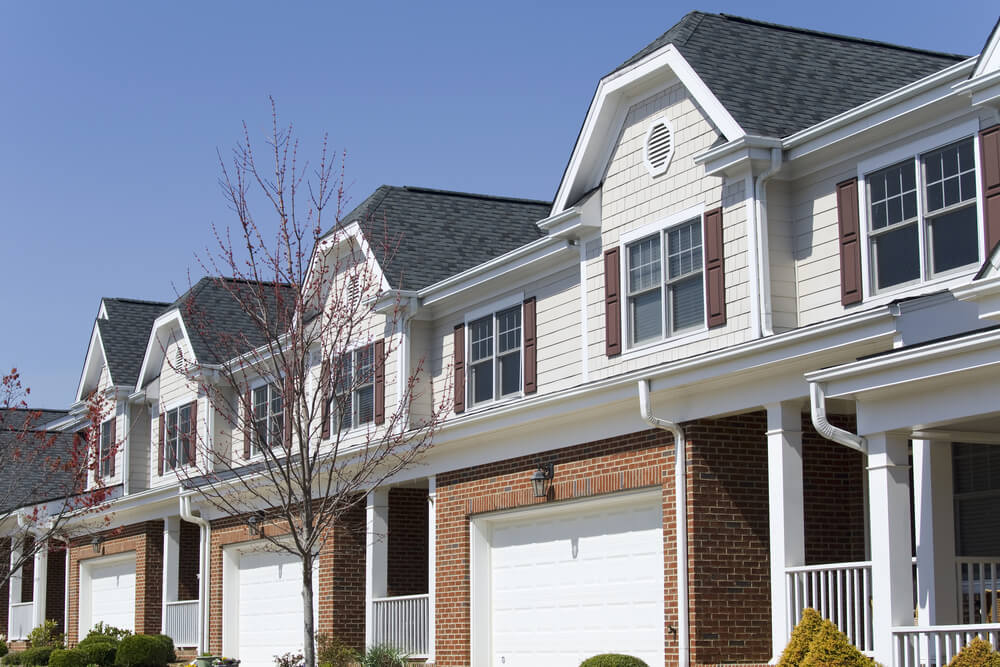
9, 647, 56, 666
360, 645, 406, 667
48, 650, 88, 667
272, 653, 303, 667
777, 608, 824, 667
315, 634, 358, 667
579, 655, 649, 667
77, 643, 115, 667
948, 637, 1000, 667
113, 636, 170, 667
147, 638, 173, 665
0, 642, 9, 658
79, 625, 130, 649
27, 622, 64, 651
3, 653, 24, 665
800, 618, 874, 667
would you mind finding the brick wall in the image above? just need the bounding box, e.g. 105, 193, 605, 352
46, 545, 67, 632
387, 488, 427, 598
178, 520, 200, 601
20, 536, 33, 603
67, 521, 164, 645
0, 538, 9, 636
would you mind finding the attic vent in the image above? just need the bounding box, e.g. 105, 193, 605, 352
644, 119, 674, 177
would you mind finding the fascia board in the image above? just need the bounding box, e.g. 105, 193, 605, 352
136, 310, 194, 390
60, 485, 183, 531
535, 207, 582, 233
972, 20, 1000, 79
75, 323, 106, 403
552, 44, 744, 214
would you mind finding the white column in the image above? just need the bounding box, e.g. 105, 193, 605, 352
426, 477, 437, 665
31, 541, 47, 630
162, 516, 180, 633
912, 439, 957, 626
766, 401, 805, 661
8, 541, 22, 639
868, 432, 913, 665
365, 489, 389, 648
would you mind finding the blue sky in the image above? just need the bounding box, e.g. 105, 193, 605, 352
1, 1, 994, 408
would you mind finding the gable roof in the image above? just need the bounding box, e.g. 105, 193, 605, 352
617, 12, 967, 138
98, 298, 170, 387
326, 186, 551, 291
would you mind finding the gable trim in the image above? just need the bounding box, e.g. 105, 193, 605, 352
75, 322, 108, 403
136, 310, 197, 389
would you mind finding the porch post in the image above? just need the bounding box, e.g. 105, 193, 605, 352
766, 401, 805, 661
427, 476, 437, 664
867, 432, 913, 665
30, 541, 47, 630
364, 488, 389, 648
8, 541, 22, 639
912, 439, 957, 626
162, 516, 180, 633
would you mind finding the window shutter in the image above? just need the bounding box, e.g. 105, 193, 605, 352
453, 324, 465, 414
108, 417, 116, 477
188, 400, 198, 465
243, 389, 252, 459
157, 413, 165, 476
703, 207, 727, 328
604, 248, 621, 356
374, 339, 386, 425
523, 297, 537, 394
836, 178, 863, 306
980, 125, 1000, 255
320, 359, 331, 440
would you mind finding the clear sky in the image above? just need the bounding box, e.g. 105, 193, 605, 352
1, 1, 995, 409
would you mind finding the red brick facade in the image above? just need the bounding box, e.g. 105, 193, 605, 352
387, 488, 428, 598
178, 520, 201, 601
45, 545, 67, 633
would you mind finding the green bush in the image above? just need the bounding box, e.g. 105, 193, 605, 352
579, 655, 649, 667
76, 644, 115, 667
360, 644, 406, 667
147, 638, 173, 665
7, 647, 57, 666
778, 608, 824, 667
112, 636, 169, 667
27, 622, 64, 651
2, 653, 23, 665
948, 637, 1000, 667
48, 650, 88, 667
315, 634, 358, 667
78, 625, 130, 649
0, 642, 8, 658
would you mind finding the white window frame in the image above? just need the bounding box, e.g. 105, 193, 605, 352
161, 400, 196, 472
464, 292, 524, 410
330, 344, 375, 434
98, 418, 113, 478
857, 119, 985, 304
249, 381, 284, 455
619, 204, 709, 355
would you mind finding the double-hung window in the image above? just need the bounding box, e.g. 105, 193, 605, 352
469, 305, 521, 406
99, 419, 113, 477
867, 137, 980, 292
626, 217, 704, 346
334, 345, 374, 430
164, 403, 194, 470
251, 384, 283, 454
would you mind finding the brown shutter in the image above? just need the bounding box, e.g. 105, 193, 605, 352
187, 400, 197, 465
522, 297, 537, 394
283, 377, 293, 447
108, 417, 116, 477
320, 359, 331, 440
374, 339, 386, 425
703, 207, 727, 328
980, 125, 1000, 255
836, 178, 863, 306
453, 324, 465, 414
157, 413, 165, 476
604, 248, 622, 356
243, 389, 253, 458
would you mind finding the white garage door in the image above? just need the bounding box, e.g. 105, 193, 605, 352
488, 495, 664, 667
88, 557, 136, 632
237, 551, 313, 667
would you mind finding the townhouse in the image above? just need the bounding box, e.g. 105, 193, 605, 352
5, 11, 1000, 667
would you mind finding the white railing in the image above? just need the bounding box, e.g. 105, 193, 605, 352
956, 558, 1000, 624
893, 623, 1000, 667
8, 602, 34, 640
164, 600, 199, 647
371, 594, 428, 656
786, 560, 873, 653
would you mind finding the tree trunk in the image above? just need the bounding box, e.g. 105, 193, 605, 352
302, 550, 316, 667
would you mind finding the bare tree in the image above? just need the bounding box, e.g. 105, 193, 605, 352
173, 101, 446, 666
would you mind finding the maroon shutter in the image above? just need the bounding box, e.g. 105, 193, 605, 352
157, 413, 165, 476
187, 400, 197, 465
836, 178, 863, 306
320, 359, 331, 440
453, 324, 466, 414
243, 390, 253, 458
604, 248, 622, 356
523, 297, 537, 394
374, 339, 386, 425
283, 377, 293, 447
703, 207, 727, 328
980, 125, 1000, 255
108, 417, 116, 477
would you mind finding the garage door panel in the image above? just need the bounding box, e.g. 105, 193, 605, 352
88, 558, 136, 632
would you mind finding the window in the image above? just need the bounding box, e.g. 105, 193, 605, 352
469, 305, 521, 406
163, 403, 195, 470
99, 419, 113, 477
251, 384, 283, 454
333, 345, 374, 430
953, 443, 1000, 556
867, 137, 979, 292
625, 217, 704, 346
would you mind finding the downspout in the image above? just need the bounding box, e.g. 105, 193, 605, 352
808, 382, 866, 453
179, 494, 211, 655
637, 380, 688, 667
753, 147, 782, 337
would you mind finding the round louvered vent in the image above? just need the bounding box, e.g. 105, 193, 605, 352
644, 119, 674, 176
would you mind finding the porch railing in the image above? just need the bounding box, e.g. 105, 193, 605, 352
8, 602, 34, 640
956, 558, 1000, 624
893, 623, 1000, 667
164, 600, 199, 647
371, 594, 428, 656
786, 560, 873, 653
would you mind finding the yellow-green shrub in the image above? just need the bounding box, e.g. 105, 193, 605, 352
777, 608, 824, 667
947, 637, 1000, 667
801, 618, 875, 667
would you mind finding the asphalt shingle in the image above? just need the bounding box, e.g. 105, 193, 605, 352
98, 298, 169, 387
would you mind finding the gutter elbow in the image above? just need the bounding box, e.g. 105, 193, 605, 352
809, 382, 866, 453
638, 380, 684, 443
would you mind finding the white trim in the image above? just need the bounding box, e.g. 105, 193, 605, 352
76, 323, 107, 402
137, 310, 197, 389
971, 22, 1000, 79
579, 236, 593, 384
462, 292, 524, 324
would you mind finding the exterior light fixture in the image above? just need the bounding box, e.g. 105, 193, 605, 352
531, 463, 554, 499
247, 515, 261, 536
91, 536, 103, 554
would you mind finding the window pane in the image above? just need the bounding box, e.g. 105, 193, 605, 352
270, 414, 284, 446
179, 406, 192, 465
270, 386, 282, 416
667, 221, 702, 278
671, 275, 704, 332
338, 394, 352, 430
930, 206, 979, 275
499, 351, 520, 396
357, 385, 374, 424
924, 139, 976, 211
873, 223, 920, 290
869, 161, 917, 230
253, 386, 268, 420
926, 182, 943, 213
628, 236, 660, 292
470, 317, 493, 362
960, 171, 976, 202
356, 346, 374, 385
629, 289, 662, 344
903, 192, 917, 221
872, 202, 888, 229
497, 307, 521, 354
167, 410, 178, 468
471, 360, 493, 404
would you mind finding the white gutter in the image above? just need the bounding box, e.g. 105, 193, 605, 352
808, 382, 866, 453
179, 494, 211, 655
753, 148, 782, 337
637, 380, 688, 667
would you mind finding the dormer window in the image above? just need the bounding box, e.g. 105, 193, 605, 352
251, 384, 284, 453
334, 345, 375, 431
98, 419, 114, 478
163, 402, 195, 470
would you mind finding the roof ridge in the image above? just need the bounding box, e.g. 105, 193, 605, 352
104, 297, 171, 307
717, 13, 968, 60
401, 185, 551, 207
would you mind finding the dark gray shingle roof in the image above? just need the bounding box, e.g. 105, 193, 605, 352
99, 298, 170, 387
616, 12, 966, 138
0, 409, 69, 432
326, 186, 552, 291
0, 410, 80, 513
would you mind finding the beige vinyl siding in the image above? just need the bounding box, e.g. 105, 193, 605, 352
150, 332, 200, 488
87, 364, 125, 490
128, 406, 151, 493
766, 180, 798, 332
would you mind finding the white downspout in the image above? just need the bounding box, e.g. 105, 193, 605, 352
753, 147, 782, 337
179, 494, 211, 655
808, 382, 866, 453
638, 380, 688, 667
